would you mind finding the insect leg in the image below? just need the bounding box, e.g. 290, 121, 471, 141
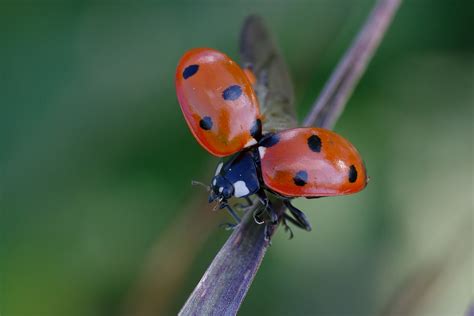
234, 196, 253, 210
219, 222, 238, 231
283, 200, 312, 231
220, 203, 242, 224
256, 189, 278, 224
283, 212, 309, 231
281, 214, 295, 239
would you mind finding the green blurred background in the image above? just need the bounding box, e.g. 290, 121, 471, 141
1, 1, 472, 315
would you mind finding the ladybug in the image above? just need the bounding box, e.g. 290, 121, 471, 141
175, 48, 367, 235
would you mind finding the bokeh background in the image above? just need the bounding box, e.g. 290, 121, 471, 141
1, 1, 472, 315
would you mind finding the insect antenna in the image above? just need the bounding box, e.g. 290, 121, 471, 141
191, 180, 210, 192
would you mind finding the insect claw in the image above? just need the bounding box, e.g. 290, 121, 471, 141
263, 224, 273, 244
219, 222, 239, 231
253, 210, 265, 225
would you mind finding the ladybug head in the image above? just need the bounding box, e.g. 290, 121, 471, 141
209, 174, 234, 203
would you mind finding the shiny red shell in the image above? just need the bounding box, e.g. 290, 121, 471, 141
259, 128, 367, 197
175, 48, 261, 157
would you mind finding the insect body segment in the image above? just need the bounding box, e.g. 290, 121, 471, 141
175, 48, 262, 157
259, 128, 367, 197
209, 151, 260, 203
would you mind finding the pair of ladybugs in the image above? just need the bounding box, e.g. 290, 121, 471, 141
175, 48, 367, 235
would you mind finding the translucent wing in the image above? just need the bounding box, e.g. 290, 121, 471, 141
240, 15, 297, 132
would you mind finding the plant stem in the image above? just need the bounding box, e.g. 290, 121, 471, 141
303, 0, 402, 129
178, 210, 267, 315
180, 0, 402, 313
179, 15, 292, 314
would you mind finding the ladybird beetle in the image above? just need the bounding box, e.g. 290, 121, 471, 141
175, 48, 368, 236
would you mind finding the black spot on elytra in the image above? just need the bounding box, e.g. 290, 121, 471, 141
348, 165, 358, 183
293, 170, 308, 186
259, 133, 280, 148
307, 134, 322, 152
199, 116, 213, 130
183, 64, 199, 79
222, 85, 242, 100
250, 119, 262, 140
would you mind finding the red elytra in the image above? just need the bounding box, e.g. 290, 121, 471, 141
259, 128, 367, 197
175, 48, 261, 157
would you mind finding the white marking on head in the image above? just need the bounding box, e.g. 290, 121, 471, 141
233, 180, 250, 198
258, 146, 266, 159
214, 162, 223, 176
218, 187, 223, 193
244, 138, 257, 148
212, 178, 217, 186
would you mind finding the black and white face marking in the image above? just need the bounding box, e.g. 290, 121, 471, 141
233, 180, 251, 198
209, 174, 234, 202
214, 162, 224, 176
209, 151, 260, 204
